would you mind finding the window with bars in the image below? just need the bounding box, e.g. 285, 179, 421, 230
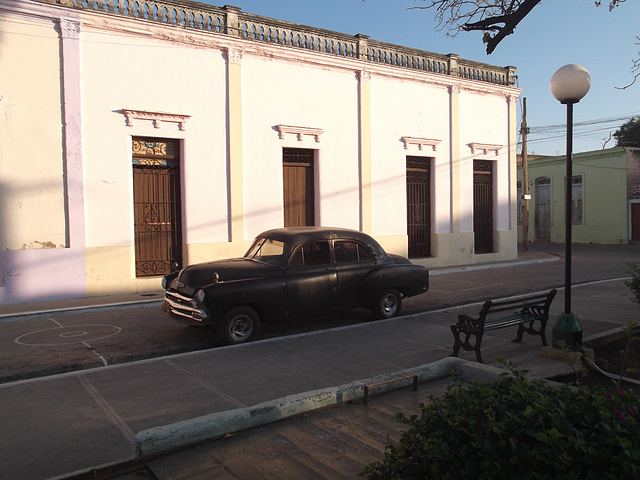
571, 175, 583, 225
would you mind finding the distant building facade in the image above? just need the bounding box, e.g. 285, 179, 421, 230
0, 0, 520, 305
517, 147, 640, 244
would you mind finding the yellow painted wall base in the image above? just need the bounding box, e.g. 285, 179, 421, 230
410, 230, 517, 270
85, 242, 254, 296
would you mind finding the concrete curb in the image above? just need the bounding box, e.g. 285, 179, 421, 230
134, 357, 503, 459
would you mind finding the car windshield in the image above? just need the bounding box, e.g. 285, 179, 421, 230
244, 237, 289, 266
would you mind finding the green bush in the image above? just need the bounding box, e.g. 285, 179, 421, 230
626, 262, 640, 305
360, 363, 639, 480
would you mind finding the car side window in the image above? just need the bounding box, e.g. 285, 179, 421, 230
289, 241, 331, 267
334, 240, 374, 263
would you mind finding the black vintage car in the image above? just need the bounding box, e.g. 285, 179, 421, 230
162, 227, 429, 345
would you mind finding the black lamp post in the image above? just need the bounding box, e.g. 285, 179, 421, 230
549, 64, 591, 349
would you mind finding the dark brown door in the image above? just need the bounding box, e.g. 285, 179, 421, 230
535, 177, 551, 240
283, 148, 315, 227
132, 138, 182, 277
632, 203, 640, 241
406, 156, 431, 258
473, 160, 494, 254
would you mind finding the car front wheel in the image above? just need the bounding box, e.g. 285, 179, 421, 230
372, 289, 402, 319
217, 306, 261, 345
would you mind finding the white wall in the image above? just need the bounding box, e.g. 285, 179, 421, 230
0, 16, 66, 251
370, 75, 451, 237
459, 91, 511, 233
241, 56, 360, 238
80, 30, 230, 250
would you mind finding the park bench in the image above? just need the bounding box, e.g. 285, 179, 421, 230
450, 289, 557, 363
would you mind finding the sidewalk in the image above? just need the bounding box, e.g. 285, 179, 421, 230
0, 244, 638, 480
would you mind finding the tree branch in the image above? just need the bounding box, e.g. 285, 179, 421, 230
462, 0, 542, 54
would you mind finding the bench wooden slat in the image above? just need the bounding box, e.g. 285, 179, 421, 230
450, 289, 557, 363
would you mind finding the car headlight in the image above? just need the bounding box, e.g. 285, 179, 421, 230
195, 289, 206, 305
161, 276, 169, 290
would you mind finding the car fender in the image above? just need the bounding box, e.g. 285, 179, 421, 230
200, 276, 286, 324
358, 264, 429, 306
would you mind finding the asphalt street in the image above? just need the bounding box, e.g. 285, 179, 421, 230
0, 242, 636, 385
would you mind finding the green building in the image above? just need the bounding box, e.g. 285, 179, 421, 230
517, 147, 640, 245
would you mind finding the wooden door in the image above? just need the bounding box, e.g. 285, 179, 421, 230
406, 156, 431, 258
535, 177, 551, 240
132, 138, 182, 277
283, 148, 315, 227
632, 203, 640, 241
473, 160, 494, 254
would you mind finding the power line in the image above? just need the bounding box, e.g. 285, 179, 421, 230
519, 112, 640, 149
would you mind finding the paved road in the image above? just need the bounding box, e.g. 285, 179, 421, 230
0, 243, 637, 384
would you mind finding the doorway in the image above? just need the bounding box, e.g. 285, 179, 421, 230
283, 148, 315, 227
473, 160, 494, 254
535, 177, 551, 240
632, 202, 640, 241
132, 137, 182, 277
406, 156, 431, 258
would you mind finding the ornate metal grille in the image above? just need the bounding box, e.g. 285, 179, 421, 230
473, 160, 494, 254
132, 138, 182, 277
406, 156, 431, 258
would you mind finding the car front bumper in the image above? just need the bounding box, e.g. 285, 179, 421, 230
163, 291, 210, 324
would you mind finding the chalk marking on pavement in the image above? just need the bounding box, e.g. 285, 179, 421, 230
14, 320, 121, 347
77, 374, 136, 443
82, 341, 109, 367
50, 318, 64, 328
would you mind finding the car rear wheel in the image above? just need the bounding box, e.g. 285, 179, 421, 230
218, 306, 261, 345
371, 289, 402, 319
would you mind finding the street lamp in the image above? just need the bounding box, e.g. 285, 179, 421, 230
549, 64, 591, 349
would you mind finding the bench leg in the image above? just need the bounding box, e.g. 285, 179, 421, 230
450, 325, 461, 357
450, 325, 485, 363
539, 324, 548, 346
515, 321, 549, 347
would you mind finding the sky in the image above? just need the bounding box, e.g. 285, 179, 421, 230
204, 0, 639, 156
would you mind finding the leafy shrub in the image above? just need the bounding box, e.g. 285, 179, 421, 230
626, 262, 640, 305
360, 363, 639, 480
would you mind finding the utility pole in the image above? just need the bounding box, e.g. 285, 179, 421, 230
520, 98, 530, 252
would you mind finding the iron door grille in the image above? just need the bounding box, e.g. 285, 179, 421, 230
406, 156, 431, 258
283, 148, 315, 227
473, 160, 494, 254
132, 138, 182, 277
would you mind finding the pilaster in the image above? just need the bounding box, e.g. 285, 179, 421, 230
226, 47, 244, 242
358, 70, 373, 234
59, 18, 86, 250
450, 84, 461, 234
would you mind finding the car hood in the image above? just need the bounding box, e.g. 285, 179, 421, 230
174, 258, 280, 292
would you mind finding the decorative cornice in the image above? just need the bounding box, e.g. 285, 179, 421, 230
122, 109, 191, 131
469, 142, 503, 156
360, 70, 372, 83
401, 136, 441, 151
59, 18, 80, 39
226, 48, 244, 64
276, 125, 324, 142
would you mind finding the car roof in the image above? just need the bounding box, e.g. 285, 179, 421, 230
257, 227, 388, 257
